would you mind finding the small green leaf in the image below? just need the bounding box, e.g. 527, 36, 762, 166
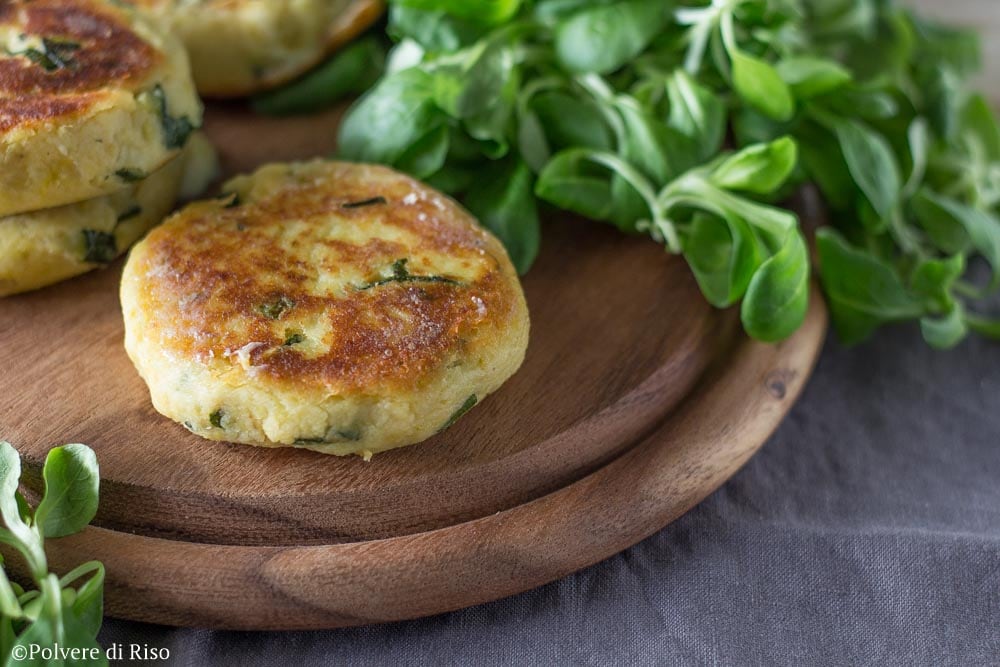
912, 13, 980, 75
116, 206, 142, 223
777, 57, 853, 99
615, 98, 699, 186
608, 176, 651, 233
535, 149, 617, 221
921, 307, 968, 349
425, 164, 476, 194
61, 561, 104, 638
532, 91, 613, 152
14, 492, 30, 523
554, 0, 668, 74
464, 159, 541, 274
464, 66, 518, 159
682, 180, 798, 244
919, 63, 962, 140
0, 443, 25, 526
389, 6, 490, 51
684, 212, 764, 308
911, 190, 972, 255
741, 230, 810, 342
709, 137, 798, 195
294, 428, 362, 446
432, 39, 513, 119
796, 121, 856, 211
965, 313, 1000, 339
817, 229, 924, 344
396, 125, 450, 179
903, 118, 930, 198
0, 564, 22, 618
731, 50, 795, 122
338, 69, 444, 165
913, 189, 1000, 290
665, 70, 727, 161
34, 444, 100, 539
824, 88, 898, 121
910, 255, 965, 311
8, 586, 58, 665
517, 107, 551, 173
832, 118, 902, 220
0, 443, 41, 569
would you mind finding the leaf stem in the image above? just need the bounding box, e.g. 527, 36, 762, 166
58, 561, 102, 588
574, 74, 627, 146
964, 312, 1000, 338
585, 151, 681, 252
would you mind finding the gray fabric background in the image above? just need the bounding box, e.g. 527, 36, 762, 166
97, 325, 1000, 666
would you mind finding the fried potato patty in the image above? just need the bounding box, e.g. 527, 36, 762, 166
0, 0, 202, 216
1, 159, 164, 296
121, 161, 530, 457
130, 0, 384, 97
0, 132, 215, 297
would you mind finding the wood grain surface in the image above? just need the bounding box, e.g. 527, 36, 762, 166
1, 215, 722, 545
26, 285, 827, 630
0, 106, 827, 628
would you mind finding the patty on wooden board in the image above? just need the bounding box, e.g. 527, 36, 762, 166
121, 160, 531, 457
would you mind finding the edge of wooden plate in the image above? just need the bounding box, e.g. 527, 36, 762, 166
19, 285, 827, 630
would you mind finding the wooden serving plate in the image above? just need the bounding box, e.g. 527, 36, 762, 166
0, 105, 827, 629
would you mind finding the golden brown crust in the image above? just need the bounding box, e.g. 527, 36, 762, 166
0, 0, 162, 135
132, 162, 522, 393
0, 0, 160, 94
0, 93, 96, 133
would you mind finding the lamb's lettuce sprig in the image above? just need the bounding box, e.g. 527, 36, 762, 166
337, 0, 1000, 348
0, 442, 105, 667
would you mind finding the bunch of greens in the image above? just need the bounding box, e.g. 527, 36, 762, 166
0, 442, 105, 666
329, 0, 1000, 347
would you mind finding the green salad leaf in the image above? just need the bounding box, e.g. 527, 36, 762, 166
0, 442, 105, 666
325, 0, 1000, 347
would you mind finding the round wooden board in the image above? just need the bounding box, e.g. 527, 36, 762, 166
0, 106, 827, 629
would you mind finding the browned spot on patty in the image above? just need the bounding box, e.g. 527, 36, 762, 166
247, 278, 497, 390
0, 0, 160, 128
0, 92, 101, 132
213, 167, 488, 256
133, 162, 521, 393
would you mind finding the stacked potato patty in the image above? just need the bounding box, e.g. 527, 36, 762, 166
121, 161, 530, 457
0, 0, 212, 297
127, 0, 385, 97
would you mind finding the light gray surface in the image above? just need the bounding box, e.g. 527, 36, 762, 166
97, 322, 1000, 666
